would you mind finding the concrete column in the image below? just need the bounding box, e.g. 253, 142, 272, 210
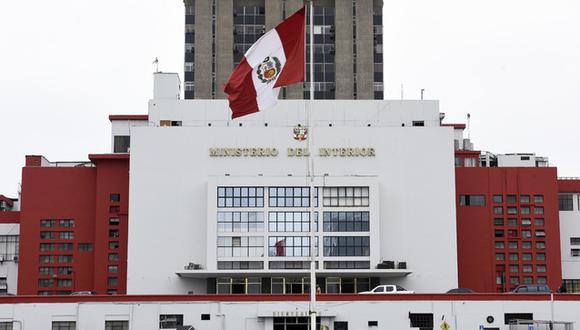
284, 0, 305, 99
215, 0, 234, 99
334, 0, 353, 99
194, 0, 213, 99
356, 0, 374, 99
265, 0, 283, 31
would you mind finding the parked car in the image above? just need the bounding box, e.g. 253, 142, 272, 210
446, 288, 475, 294
359, 285, 414, 294
511, 285, 551, 293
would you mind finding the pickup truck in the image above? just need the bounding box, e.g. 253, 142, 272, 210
359, 285, 415, 294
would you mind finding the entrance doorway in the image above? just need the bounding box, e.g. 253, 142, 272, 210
273, 317, 321, 330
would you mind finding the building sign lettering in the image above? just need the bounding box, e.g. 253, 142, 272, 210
209, 147, 376, 157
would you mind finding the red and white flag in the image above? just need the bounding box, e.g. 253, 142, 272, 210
223, 7, 305, 119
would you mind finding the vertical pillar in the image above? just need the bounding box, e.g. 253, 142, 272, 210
356, 0, 374, 99
215, 0, 234, 99
194, 0, 213, 98
334, 0, 353, 99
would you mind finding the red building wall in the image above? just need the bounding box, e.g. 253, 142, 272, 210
456, 167, 562, 292
18, 155, 129, 295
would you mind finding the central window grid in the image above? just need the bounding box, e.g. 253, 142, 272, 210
0, 235, 18, 259
217, 236, 263, 257
322, 187, 369, 207
323, 211, 369, 232
269, 187, 311, 207
233, 6, 265, 67
268, 212, 317, 232
217, 211, 264, 232
305, 6, 336, 99
217, 187, 264, 208
269, 236, 318, 257
323, 236, 370, 257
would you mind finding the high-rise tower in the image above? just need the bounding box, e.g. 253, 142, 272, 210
183, 0, 383, 100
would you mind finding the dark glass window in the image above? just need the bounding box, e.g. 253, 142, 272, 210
269, 187, 310, 207
217, 187, 264, 208
113, 136, 130, 153
323, 236, 369, 256
459, 195, 485, 206
560, 194, 574, 211
160, 315, 183, 329
323, 212, 369, 232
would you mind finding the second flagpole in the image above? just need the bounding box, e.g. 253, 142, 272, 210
307, 1, 316, 330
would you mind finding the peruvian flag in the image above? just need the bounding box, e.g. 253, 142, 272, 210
223, 7, 305, 119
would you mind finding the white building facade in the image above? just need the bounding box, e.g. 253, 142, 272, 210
125, 73, 458, 295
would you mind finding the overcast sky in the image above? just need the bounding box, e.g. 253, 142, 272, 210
1, 0, 579, 197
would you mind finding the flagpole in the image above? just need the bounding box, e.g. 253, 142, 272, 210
307, 1, 316, 330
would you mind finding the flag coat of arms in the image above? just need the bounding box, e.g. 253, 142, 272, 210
223, 7, 305, 119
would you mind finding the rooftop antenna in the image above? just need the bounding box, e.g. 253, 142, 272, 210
467, 113, 471, 139
420, 88, 425, 100
153, 57, 160, 73
400, 84, 404, 100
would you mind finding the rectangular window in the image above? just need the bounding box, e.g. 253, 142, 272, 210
60, 219, 74, 228
493, 195, 503, 203
38, 279, 54, 287
217, 211, 264, 232
105, 321, 129, 330
504, 313, 533, 325
522, 241, 532, 249
572, 249, 580, 257
507, 207, 517, 215
323, 212, 369, 232
52, 321, 76, 330
60, 232, 74, 240
109, 230, 120, 238
508, 241, 518, 249
534, 195, 544, 203
39, 267, 55, 276
495, 253, 505, 261
58, 255, 73, 263
521, 218, 531, 226
495, 241, 505, 249
58, 267, 73, 275
494, 230, 504, 238
108, 265, 118, 273
269, 187, 311, 207
160, 315, 183, 329
522, 253, 532, 261
535, 218, 544, 226
537, 265, 547, 273
409, 313, 433, 328
40, 255, 56, 264
268, 212, 317, 232
109, 241, 119, 250
459, 195, 485, 206
520, 207, 530, 215
412, 121, 425, 127
536, 241, 546, 249
507, 218, 517, 226
509, 265, 519, 273
534, 206, 544, 215
509, 253, 519, 261
110, 194, 121, 202
522, 230, 532, 238
522, 265, 533, 273
322, 187, 369, 207
57, 279, 72, 287
40, 243, 55, 252
217, 261, 264, 270
559, 194, 574, 211
507, 195, 517, 204
40, 232, 56, 240
108, 253, 120, 261
268, 236, 317, 257
323, 261, 370, 269
494, 218, 504, 226
108, 277, 118, 286
520, 195, 530, 203
536, 253, 546, 260
40, 219, 56, 228
0, 322, 13, 330
571, 237, 580, 245
510, 276, 519, 285
78, 243, 93, 252
217, 236, 264, 257
58, 243, 73, 251
323, 236, 370, 257
217, 187, 264, 208
494, 207, 503, 215
535, 230, 545, 237
113, 136, 130, 153
109, 218, 120, 226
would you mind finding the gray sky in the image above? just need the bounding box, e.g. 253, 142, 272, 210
1, 0, 579, 197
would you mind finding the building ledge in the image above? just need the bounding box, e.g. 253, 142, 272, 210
88, 154, 130, 161
108, 115, 148, 121
176, 269, 412, 278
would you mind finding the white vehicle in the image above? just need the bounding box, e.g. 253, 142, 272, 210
359, 285, 415, 294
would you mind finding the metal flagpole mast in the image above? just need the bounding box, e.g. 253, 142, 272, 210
307, 1, 316, 330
